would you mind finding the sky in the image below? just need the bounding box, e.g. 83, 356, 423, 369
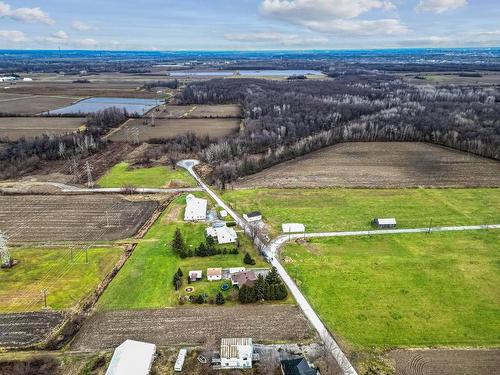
0, 0, 499, 50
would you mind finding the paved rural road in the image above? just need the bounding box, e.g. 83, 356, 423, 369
178, 159, 359, 375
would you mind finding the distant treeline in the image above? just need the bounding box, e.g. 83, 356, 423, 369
174, 73, 499, 188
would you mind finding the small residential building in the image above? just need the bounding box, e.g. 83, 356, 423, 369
174, 348, 187, 372
280, 357, 318, 375
220, 210, 228, 218
243, 211, 262, 223
231, 270, 257, 287
106, 340, 156, 375
206, 225, 237, 245
220, 338, 253, 369
373, 218, 397, 229
207, 267, 222, 281
188, 270, 202, 282
282, 223, 306, 233
184, 194, 207, 221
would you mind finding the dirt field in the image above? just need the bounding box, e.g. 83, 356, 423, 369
0, 93, 80, 115
72, 305, 312, 350
0, 195, 158, 243
155, 104, 242, 118
400, 71, 500, 86
109, 118, 240, 141
0, 117, 85, 141
234, 142, 500, 188
390, 349, 500, 375
0, 311, 64, 348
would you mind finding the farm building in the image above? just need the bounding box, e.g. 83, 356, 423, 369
105, 339, 156, 375
373, 218, 397, 228
219, 338, 253, 369
184, 194, 207, 221
231, 270, 257, 287
243, 211, 262, 223
174, 348, 187, 372
189, 270, 202, 282
206, 225, 238, 244
282, 223, 306, 233
280, 357, 318, 375
207, 267, 222, 281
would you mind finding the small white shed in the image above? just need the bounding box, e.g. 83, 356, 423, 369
282, 223, 305, 233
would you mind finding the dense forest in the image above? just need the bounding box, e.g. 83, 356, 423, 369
177, 75, 499, 187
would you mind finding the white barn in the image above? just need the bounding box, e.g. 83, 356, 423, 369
184, 194, 207, 221
106, 340, 156, 375
220, 338, 253, 369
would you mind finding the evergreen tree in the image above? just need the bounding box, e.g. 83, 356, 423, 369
171, 228, 186, 257
255, 274, 266, 301
172, 273, 182, 291
206, 235, 215, 248
196, 242, 207, 257
239, 284, 256, 304
215, 292, 225, 305
243, 252, 256, 265
196, 294, 205, 304
265, 266, 280, 284
176, 267, 183, 277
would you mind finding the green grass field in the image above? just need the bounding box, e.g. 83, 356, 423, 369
222, 188, 500, 235
283, 230, 500, 349
98, 195, 269, 309
97, 162, 196, 188
0, 246, 123, 312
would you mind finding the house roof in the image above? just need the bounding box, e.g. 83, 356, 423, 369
245, 211, 262, 218
207, 267, 222, 276
105, 340, 156, 375
189, 270, 202, 277
281, 357, 316, 375
375, 218, 396, 225
220, 338, 252, 359
231, 270, 257, 286
184, 194, 207, 220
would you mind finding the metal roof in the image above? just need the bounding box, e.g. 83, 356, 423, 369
220, 338, 252, 359
376, 218, 397, 225
105, 340, 156, 375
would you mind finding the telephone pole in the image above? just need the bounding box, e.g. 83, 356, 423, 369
85, 161, 94, 188
0, 232, 12, 268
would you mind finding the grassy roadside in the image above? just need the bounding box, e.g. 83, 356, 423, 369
98, 195, 280, 310
0, 246, 123, 312
97, 161, 196, 188
222, 188, 500, 236
282, 230, 500, 349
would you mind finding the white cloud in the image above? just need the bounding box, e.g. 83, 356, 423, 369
224, 32, 328, 45
71, 20, 93, 31
0, 29, 29, 42
76, 38, 98, 47
51, 30, 69, 40
0, 1, 54, 24
259, 0, 407, 36
415, 0, 467, 13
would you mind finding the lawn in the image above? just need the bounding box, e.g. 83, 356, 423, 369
0, 246, 123, 312
98, 195, 269, 309
222, 188, 500, 236
282, 230, 500, 349
97, 162, 196, 188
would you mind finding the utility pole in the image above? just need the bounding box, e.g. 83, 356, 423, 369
85, 161, 94, 188
428, 218, 433, 234
42, 289, 48, 309
0, 232, 12, 268
151, 111, 155, 127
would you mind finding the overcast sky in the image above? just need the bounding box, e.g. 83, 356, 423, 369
0, 0, 499, 50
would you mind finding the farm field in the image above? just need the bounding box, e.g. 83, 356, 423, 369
0, 195, 158, 243
97, 161, 196, 188
72, 305, 311, 350
156, 104, 241, 118
0, 117, 85, 141
389, 349, 500, 375
282, 231, 500, 349
0, 246, 123, 313
98, 195, 268, 310
222, 188, 500, 236
233, 142, 500, 188
0, 93, 80, 115
109, 118, 240, 141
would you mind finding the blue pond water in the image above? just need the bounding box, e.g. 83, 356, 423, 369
170, 69, 324, 77
46, 97, 160, 115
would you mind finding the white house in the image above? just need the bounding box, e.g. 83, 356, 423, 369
184, 194, 207, 221
106, 340, 156, 375
206, 226, 237, 245
207, 267, 222, 281
282, 223, 306, 233
174, 348, 187, 372
220, 338, 253, 369
243, 211, 262, 223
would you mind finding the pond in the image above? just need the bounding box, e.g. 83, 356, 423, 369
44, 97, 160, 115
169, 69, 324, 77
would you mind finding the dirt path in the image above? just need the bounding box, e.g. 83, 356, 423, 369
71, 305, 312, 351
